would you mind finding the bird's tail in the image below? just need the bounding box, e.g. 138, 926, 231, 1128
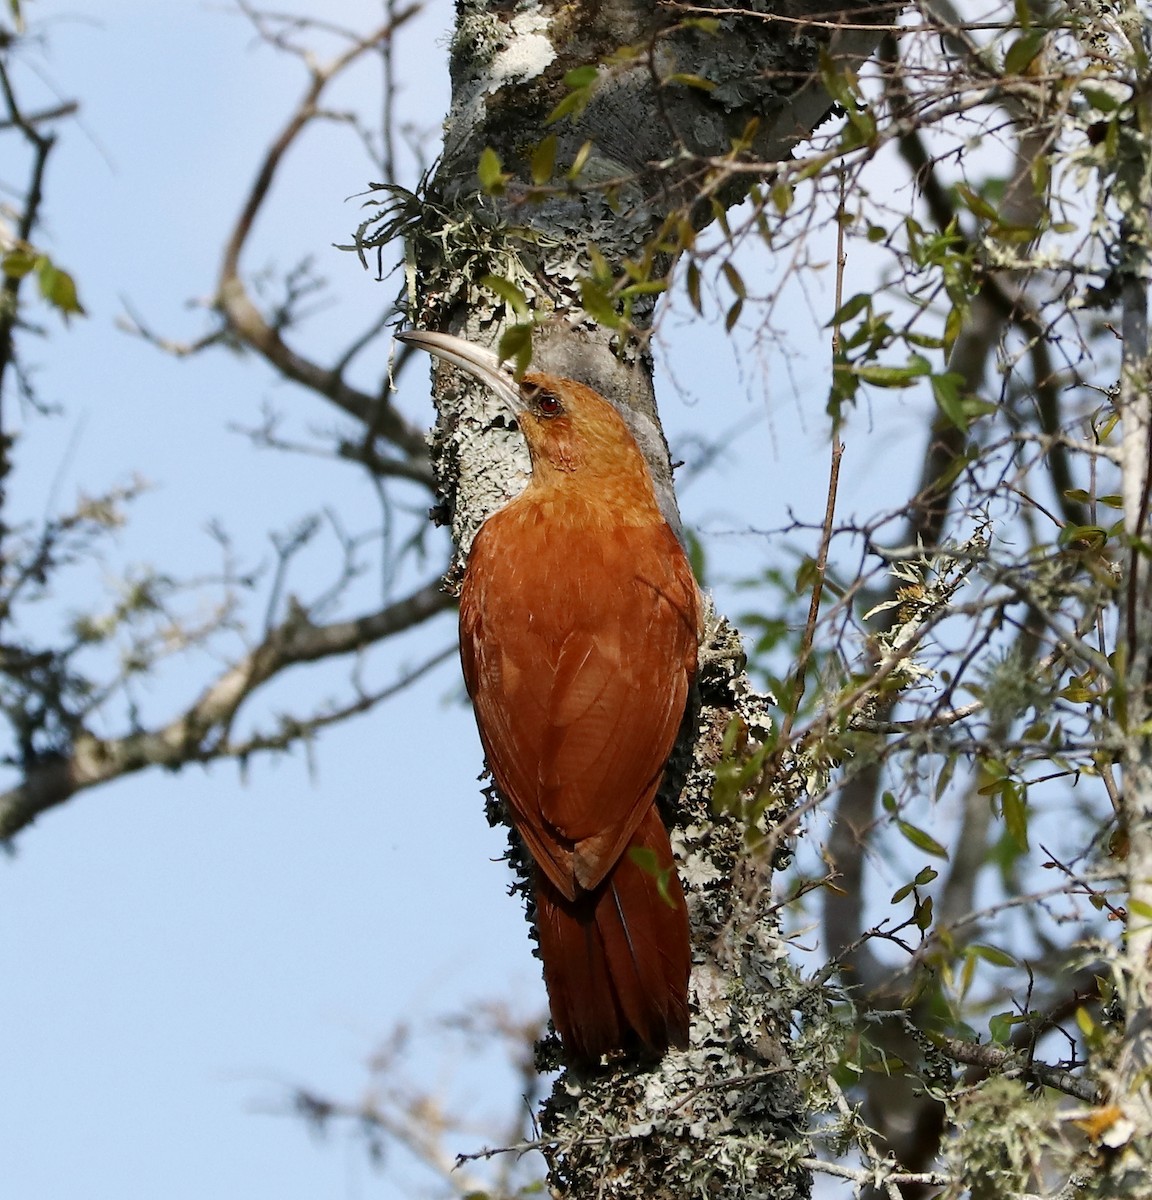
533, 806, 691, 1065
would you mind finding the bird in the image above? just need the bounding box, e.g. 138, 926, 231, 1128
397, 328, 699, 1065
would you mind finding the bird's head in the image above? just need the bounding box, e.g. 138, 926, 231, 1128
397, 330, 656, 498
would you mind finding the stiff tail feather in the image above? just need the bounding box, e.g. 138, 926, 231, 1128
534, 806, 691, 1064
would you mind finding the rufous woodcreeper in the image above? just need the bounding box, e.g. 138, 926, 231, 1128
398, 329, 698, 1064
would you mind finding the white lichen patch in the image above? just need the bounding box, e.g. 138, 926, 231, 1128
488, 12, 556, 89
674, 826, 726, 886
443, 9, 558, 164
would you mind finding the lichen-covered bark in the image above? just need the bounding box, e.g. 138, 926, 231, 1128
387, 3, 893, 1194
402, 0, 894, 556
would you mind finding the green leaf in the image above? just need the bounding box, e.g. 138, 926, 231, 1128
1059, 673, 1095, 703
721, 715, 747, 758
628, 846, 658, 874
619, 279, 667, 298
842, 106, 876, 147
989, 220, 1043, 245
685, 261, 703, 315
628, 847, 679, 908
684, 527, 707, 583
794, 555, 819, 593
547, 90, 585, 124
579, 277, 621, 328
956, 183, 999, 223
863, 1052, 905, 1073
2, 247, 37, 279
721, 261, 746, 299
497, 322, 533, 379
1001, 781, 1029, 851
724, 297, 743, 332
36, 257, 86, 318
988, 1011, 1022, 1043
896, 819, 949, 859
818, 47, 860, 109
666, 72, 715, 91
1080, 85, 1121, 113
477, 147, 507, 195
905, 330, 946, 350
943, 304, 965, 355
935, 756, 956, 802
854, 360, 929, 388
548, 68, 599, 125
959, 948, 977, 999
586, 243, 611, 282
828, 362, 859, 414
970, 942, 1019, 968
890, 867, 939, 906
479, 274, 529, 317
565, 139, 594, 181
563, 65, 598, 89
1059, 524, 1108, 551
932, 372, 968, 431
828, 292, 871, 327
710, 197, 732, 238
1004, 29, 1046, 75
530, 134, 557, 185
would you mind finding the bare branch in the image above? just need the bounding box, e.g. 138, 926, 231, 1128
215, 5, 430, 468
937, 1036, 1100, 1105
0, 580, 454, 840
0, 54, 58, 407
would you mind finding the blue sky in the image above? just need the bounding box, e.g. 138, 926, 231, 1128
0, 4, 937, 1198
1, 5, 548, 1197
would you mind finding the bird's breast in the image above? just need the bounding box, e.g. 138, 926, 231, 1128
468, 492, 682, 636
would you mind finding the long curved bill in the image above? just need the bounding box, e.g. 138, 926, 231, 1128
396, 329, 524, 412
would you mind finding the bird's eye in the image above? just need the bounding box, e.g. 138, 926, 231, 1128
521, 382, 563, 418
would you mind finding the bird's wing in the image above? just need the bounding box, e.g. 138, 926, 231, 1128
459, 509, 699, 901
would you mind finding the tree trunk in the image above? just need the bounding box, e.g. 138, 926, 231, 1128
1112, 12, 1152, 1172
381, 3, 894, 1194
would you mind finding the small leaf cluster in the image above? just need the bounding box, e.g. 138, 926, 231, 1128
2, 245, 86, 320
828, 217, 984, 430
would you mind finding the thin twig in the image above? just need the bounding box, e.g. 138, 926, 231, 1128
213, 5, 431, 467
0, 580, 455, 840
775, 170, 848, 751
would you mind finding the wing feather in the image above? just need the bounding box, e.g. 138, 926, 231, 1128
459, 501, 699, 902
